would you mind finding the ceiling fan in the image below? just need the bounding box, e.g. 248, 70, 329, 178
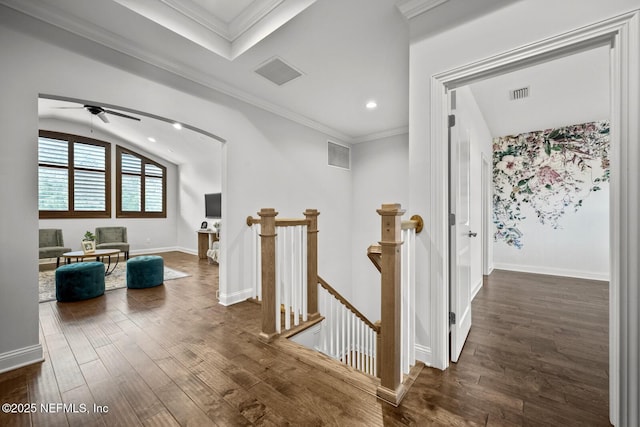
55, 104, 141, 123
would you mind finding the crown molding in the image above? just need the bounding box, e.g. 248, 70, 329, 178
0, 0, 388, 144
396, 0, 450, 20
351, 126, 409, 144
112, 0, 315, 60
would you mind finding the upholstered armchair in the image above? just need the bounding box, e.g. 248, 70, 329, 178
95, 227, 130, 259
39, 229, 71, 267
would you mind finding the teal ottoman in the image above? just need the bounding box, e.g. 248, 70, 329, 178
55, 262, 105, 302
126, 256, 164, 289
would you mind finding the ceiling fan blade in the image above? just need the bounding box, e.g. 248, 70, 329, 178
104, 109, 141, 121
97, 112, 110, 123
52, 106, 86, 109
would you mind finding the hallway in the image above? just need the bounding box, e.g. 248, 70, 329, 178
0, 256, 609, 426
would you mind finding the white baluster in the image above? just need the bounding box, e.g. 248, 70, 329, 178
292, 226, 299, 326
370, 328, 375, 376
346, 311, 351, 367
364, 320, 368, 374
256, 224, 262, 301
316, 283, 328, 354
301, 225, 308, 321
331, 298, 340, 359
361, 321, 365, 373
401, 228, 407, 374
409, 229, 416, 367
275, 228, 282, 334
340, 307, 347, 361
355, 319, 359, 371
372, 328, 376, 377
329, 296, 334, 357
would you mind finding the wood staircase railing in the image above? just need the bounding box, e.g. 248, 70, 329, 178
317, 275, 380, 376
246, 204, 422, 405
367, 244, 382, 272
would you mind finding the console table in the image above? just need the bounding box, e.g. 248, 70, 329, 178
197, 230, 219, 259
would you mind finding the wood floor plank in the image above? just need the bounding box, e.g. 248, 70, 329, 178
0, 254, 611, 426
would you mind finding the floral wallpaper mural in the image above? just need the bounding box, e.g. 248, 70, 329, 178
493, 120, 610, 249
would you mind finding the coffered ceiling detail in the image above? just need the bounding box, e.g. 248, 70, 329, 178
112, 0, 316, 60
395, 0, 451, 19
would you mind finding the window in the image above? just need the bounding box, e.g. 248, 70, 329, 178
38, 131, 111, 219
116, 146, 166, 218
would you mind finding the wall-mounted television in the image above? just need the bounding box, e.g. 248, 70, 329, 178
205, 193, 221, 218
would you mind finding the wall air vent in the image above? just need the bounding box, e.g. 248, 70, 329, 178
328, 141, 350, 170
254, 57, 303, 86
509, 86, 530, 100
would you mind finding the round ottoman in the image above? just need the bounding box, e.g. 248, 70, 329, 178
55, 262, 105, 302
126, 255, 164, 289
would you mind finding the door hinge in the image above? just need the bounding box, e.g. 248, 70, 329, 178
449, 213, 456, 226
449, 312, 456, 325
448, 114, 456, 128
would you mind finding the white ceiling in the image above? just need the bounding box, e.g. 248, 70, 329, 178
38, 98, 220, 166
3, 0, 411, 142
5, 0, 608, 157
469, 45, 610, 137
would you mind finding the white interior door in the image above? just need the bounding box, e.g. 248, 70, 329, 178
449, 99, 473, 363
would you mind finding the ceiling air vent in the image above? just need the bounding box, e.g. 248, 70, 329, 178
328, 141, 350, 170
509, 86, 530, 100
254, 57, 303, 86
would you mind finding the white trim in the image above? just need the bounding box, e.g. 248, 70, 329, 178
471, 278, 483, 300
396, 0, 450, 20
481, 153, 492, 276
493, 263, 609, 282
351, 126, 409, 144
0, 0, 353, 143
414, 343, 433, 366
219, 287, 254, 306
0, 344, 44, 374
429, 11, 640, 426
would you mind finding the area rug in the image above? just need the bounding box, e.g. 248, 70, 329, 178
39, 263, 189, 303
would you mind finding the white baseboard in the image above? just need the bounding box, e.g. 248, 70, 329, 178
0, 344, 44, 374
178, 247, 198, 256
219, 287, 254, 306
415, 343, 433, 367
130, 246, 184, 256
471, 278, 483, 300
493, 262, 609, 281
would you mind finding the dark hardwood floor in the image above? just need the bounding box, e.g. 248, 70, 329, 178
0, 255, 610, 426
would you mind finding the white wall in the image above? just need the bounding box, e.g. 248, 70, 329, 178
350, 134, 409, 321
0, 8, 352, 371
38, 119, 179, 255
407, 0, 639, 369
176, 146, 222, 255
493, 186, 609, 280
454, 87, 493, 296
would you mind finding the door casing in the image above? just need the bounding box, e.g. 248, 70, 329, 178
427, 11, 640, 426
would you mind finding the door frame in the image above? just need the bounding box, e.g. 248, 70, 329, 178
480, 153, 491, 278
428, 11, 639, 426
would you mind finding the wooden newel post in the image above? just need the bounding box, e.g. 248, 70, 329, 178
304, 209, 320, 320
376, 203, 405, 404
259, 208, 278, 342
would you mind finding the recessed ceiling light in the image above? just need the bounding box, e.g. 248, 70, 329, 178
366, 100, 378, 110
148, 137, 156, 142
173, 122, 182, 130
